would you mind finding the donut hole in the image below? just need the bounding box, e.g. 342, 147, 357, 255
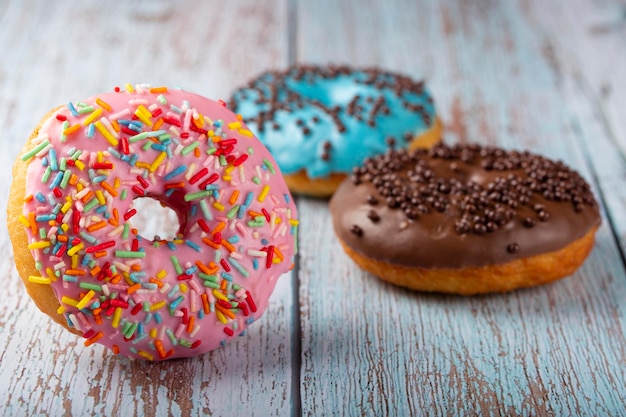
130, 196, 181, 241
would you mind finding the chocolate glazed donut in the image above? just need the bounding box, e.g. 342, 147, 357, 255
330, 143, 601, 294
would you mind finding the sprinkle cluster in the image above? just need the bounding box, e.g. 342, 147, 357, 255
229, 65, 437, 177
20, 84, 298, 360
351, 143, 597, 253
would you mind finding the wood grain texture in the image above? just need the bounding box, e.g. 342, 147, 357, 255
522, 0, 626, 256
1, 1, 626, 416
0, 1, 294, 416
296, 0, 626, 415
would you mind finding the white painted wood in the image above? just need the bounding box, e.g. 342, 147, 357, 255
0, 1, 294, 416
296, 0, 626, 415
526, 0, 626, 152
521, 0, 626, 253
1, 1, 626, 416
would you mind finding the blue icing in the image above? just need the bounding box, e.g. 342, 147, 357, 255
230, 66, 437, 178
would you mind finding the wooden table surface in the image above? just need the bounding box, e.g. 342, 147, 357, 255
1, 1, 625, 416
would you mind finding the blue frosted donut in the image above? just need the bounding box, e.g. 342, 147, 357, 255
229, 65, 441, 195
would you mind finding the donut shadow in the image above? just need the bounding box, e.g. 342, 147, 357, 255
128, 321, 290, 376
79, 314, 292, 394
300, 267, 594, 369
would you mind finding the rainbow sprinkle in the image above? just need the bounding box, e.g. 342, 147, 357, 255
20, 84, 298, 360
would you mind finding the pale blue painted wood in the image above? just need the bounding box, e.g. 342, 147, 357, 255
1, 1, 626, 416
525, 0, 626, 256
530, 0, 626, 157
0, 1, 296, 416
296, 0, 626, 416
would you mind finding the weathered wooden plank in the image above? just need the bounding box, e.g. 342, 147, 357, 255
525, 0, 626, 149
296, 0, 626, 415
0, 1, 294, 416
2, 0, 626, 416
521, 0, 626, 254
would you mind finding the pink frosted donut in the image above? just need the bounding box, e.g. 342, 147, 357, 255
8, 84, 299, 360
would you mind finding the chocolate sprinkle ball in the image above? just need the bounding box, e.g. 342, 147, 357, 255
230, 65, 431, 138
228, 64, 438, 181
330, 143, 601, 269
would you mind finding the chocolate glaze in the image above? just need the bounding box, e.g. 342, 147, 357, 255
330, 143, 601, 268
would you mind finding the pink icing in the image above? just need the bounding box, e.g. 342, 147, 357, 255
19, 85, 298, 360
